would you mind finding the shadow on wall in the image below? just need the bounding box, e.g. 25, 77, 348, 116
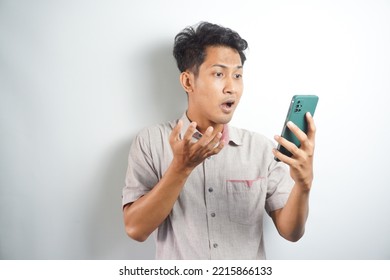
85, 138, 157, 259
148, 42, 187, 122
86, 42, 186, 259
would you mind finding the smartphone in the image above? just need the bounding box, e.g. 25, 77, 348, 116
275, 95, 319, 161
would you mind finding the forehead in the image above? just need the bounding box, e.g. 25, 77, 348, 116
201, 46, 242, 68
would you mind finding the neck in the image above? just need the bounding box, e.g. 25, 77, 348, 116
186, 111, 224, 135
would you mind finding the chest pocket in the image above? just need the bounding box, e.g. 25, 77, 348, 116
226, 177, 265, 225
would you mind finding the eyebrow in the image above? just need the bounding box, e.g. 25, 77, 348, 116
212, 64, 243, 70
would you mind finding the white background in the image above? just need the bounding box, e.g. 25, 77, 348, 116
1, 0, 389, 259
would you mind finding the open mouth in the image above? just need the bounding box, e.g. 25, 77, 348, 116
225, 101, 234, 108
220, 100, 235, 112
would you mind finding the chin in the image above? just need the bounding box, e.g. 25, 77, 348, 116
215, 114, 234, 125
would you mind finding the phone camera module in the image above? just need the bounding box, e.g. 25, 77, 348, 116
294, 100, 303, 113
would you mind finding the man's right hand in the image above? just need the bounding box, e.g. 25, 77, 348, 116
124, 120, 225, 242
169, 120, 225, 174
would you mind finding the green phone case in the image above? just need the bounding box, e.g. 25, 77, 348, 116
275, 95, 319, 161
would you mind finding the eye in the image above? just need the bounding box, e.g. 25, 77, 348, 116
215, 72, 223, 77
234, 73, 243, 79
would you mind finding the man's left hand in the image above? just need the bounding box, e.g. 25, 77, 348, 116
272, 112, 316, 191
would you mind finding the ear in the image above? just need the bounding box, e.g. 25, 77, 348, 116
179, 71, 194, 93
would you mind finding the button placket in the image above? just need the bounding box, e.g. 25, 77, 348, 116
204, 154, 219, 257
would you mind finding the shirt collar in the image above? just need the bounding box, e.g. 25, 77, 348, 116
179, 112, 242, 146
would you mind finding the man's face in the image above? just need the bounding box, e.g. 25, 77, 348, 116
184, 46, 243, 132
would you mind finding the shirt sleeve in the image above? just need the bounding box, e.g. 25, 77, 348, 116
264, 151, 294, 215
122, 128, 159, 208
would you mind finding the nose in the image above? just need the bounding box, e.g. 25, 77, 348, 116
223, 77, 236, 95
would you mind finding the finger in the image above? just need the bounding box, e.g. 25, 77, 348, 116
169, 120, 183, 145
274, 135, 301, 157
305, 112, 316, 142
196, 126, 214, 147
286, 121, 308, 144
204, 138, 225, 158
183, 122, 197, 143
208, 139, 225, 156
272, 147, 294, 165
205, 131, 223, 151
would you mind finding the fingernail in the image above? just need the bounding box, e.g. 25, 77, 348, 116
274, 135, 280, 140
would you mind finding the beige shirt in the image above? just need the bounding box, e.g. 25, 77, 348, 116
122, 113, 293, 259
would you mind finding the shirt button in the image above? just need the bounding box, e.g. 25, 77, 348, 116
208, 187, 213, 192
210, 212, 216, 217
213, 243, 218, 248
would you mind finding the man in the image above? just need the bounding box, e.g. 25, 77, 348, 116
122, 22, 316, 259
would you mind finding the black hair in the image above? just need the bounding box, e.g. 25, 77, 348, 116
173, 22, 248, 75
